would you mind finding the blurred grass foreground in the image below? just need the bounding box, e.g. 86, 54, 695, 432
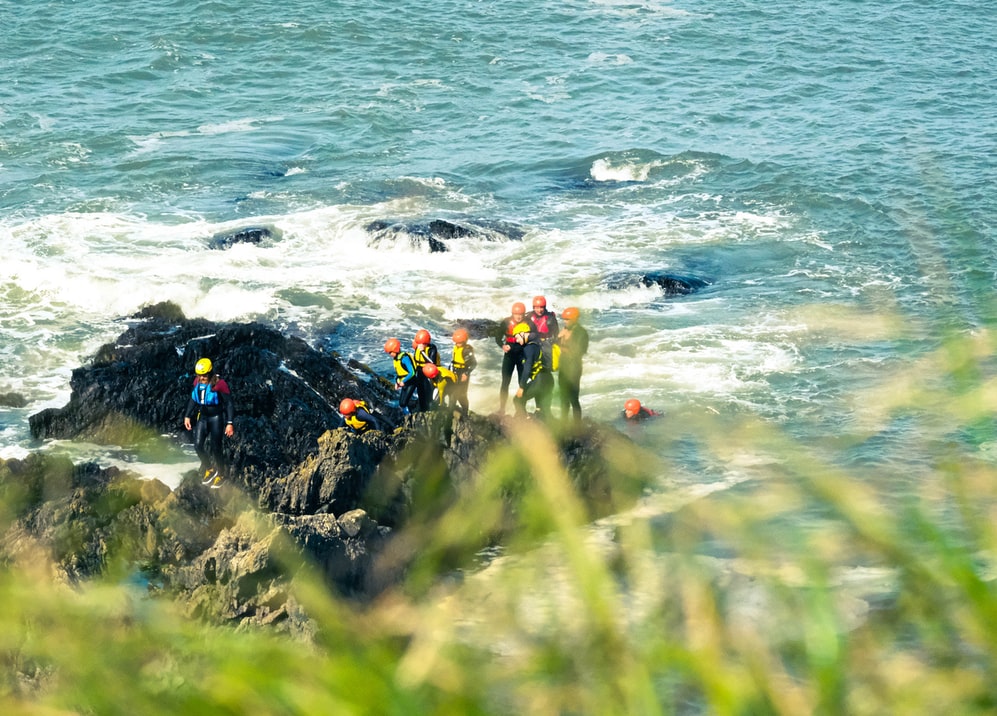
3, 329, 997, 715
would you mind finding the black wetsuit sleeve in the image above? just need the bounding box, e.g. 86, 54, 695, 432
223, 390, 235, 424
466, 344, 477, 372
578, 325, 590, 356
494, 318, 509, 348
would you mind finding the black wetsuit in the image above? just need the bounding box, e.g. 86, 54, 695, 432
185, 377, 235, 476
514, 340, 554, 418
558, 323, 589, 421
496, 316, 525, 413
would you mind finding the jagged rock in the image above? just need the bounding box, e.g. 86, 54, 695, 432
209, 225, 279, 250
15, 306, 657, 628
28, 301, 402, 494
364, 218, 524, 253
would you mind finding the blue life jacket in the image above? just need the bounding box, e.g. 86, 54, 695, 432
192, 382, 221, 406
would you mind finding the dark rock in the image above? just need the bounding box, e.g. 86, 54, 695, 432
208, 225, 279, 250
28, 303, 402, 493
0, 392, 28, 408
15, 308, 657, 626
364, 218, 524, 253
603, 270, 711, 296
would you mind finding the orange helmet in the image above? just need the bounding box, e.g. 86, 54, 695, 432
624, 399, 642, 414
532, 295, 547, 309
422, 363, 439, 379
452, 328, 469, 344
561, 306, 580, 321
511, 301, 526, 315
339, 398, 356, 415
384, 338, 401, 354
414, 329, 431, 345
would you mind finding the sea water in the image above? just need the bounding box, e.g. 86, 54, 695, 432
2, 0, 995, 499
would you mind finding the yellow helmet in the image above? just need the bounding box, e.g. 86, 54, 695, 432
194, 358, 213, 375
511, 322, 531, 336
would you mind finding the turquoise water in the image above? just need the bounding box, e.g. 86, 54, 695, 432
2, 0, 996, 490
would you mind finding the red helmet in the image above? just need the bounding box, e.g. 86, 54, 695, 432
384, 338, 401, 354
414, 329, 431, 345
624, 399, 642, 414
561, 307, 580, 321
339, 398, 356, 415
452, 328, 469, 344
422, 363, 439, 379
511, 302, 526, 315
532, 295, 547, 309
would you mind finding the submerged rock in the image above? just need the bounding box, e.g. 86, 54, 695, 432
209, 225, 280, 250
602, 270, 711, 296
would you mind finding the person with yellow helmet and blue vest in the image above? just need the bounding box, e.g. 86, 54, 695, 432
183, 357, 235, 488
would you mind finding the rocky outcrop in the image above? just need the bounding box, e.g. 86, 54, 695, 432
9, 302, 654, 632
209, 225, 280, 250
602, 270, 711, 296
364, 218, 525, 253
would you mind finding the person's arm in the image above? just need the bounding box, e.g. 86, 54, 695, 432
183, 397, 197, 429
494, 318, 508, 348
465, 345, 477, 374
578, 325, 590, 355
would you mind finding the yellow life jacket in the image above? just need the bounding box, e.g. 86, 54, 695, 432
344, 400, 373, 432
452, 344, 470, 371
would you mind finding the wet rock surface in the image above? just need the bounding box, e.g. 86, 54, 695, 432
7, 302, 653, 632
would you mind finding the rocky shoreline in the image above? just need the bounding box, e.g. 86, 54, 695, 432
1, 302, 654, 636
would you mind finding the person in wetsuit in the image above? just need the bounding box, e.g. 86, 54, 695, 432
495, 301, 527, 414
449, 327, 477, 415
557, 306, 589, 422
622, 398, 659, 422
412, 329, 440, 412
183, 357, 235, 488
339, 398, 381, 434
385, 337, 418, 414
512, 323, 555, 419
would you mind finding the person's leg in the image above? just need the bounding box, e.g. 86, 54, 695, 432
206, 415, 225, 475
192, 419, 210, 472
499, 354, 514, 413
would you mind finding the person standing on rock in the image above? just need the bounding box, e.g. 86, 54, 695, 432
495, 301, 527, 414
385, 338, 418, 414
449, 327, 476, 415
513, 323, 554, 419
184, 357, 235, 488
412, 329, 440, 413
557, 306, 589, 422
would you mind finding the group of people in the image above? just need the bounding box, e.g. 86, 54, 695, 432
184, 300, 657, 485
338, 296, 591, 432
